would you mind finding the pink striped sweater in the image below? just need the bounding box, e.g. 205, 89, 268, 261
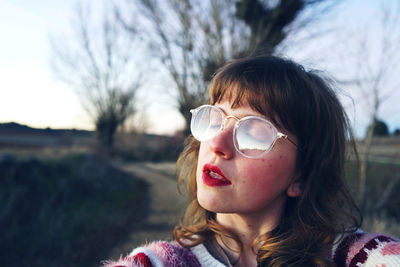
102, 232, 400, 266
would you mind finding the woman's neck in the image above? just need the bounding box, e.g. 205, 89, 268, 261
215, 212, 281, 267
216, 206, 282, 244
214, 234, 257, 267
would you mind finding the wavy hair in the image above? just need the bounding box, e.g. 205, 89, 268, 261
173, 56, 362, 266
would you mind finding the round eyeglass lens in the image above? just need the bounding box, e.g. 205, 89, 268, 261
235, 118, 275, 157
191, 106, 223, 141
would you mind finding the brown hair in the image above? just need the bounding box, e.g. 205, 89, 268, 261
173, 56, 361, 266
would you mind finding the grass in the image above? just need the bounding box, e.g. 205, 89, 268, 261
0, 152, 150, 267
345, 160, 400, 237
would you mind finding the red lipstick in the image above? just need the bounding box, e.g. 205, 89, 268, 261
202, 164, 231, 186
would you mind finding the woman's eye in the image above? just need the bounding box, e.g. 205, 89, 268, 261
209, 116, 221, 128
210, 124, 220, 128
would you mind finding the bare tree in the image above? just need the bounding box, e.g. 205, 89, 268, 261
339, 0, 400, 202
116, 0, 340, 133
50, 3, 142, 150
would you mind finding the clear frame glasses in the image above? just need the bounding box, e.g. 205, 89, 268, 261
190, 105, 297, 158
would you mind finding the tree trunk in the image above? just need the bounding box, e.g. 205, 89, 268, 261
358, 119, 376, 204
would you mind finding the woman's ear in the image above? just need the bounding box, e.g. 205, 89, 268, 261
286, 179, 302, 198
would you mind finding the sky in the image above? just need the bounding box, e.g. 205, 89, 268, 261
0, 0, 90, 129
0, 0, 185, 135
0, 0, 399, 137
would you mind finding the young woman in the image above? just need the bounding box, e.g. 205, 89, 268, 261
103, 56, 400, 266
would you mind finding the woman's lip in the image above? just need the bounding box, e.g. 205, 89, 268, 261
202, 164, 231, 186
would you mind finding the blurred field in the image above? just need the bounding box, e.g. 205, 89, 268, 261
0, 124, 399, 266
0, 153, 150, 267
356, 136, 400, 164
345, 160, 400, 237
0, 122, 184, 162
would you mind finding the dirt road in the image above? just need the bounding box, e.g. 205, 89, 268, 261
108, 162, 187, 259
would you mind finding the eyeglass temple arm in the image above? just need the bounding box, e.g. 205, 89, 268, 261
277, 133, 297, 148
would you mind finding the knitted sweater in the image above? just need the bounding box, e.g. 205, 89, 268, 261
102, 232, 400, 267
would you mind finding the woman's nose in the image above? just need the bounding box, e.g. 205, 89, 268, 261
207, 121, 235, 159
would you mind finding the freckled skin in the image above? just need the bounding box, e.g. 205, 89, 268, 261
196, 101, 300, 222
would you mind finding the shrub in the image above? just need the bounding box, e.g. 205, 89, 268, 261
371, 119, 389, 136
345, 160, 400, 237
0, 153, 149, 267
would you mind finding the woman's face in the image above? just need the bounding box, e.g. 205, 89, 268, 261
196, 100, 300, 221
